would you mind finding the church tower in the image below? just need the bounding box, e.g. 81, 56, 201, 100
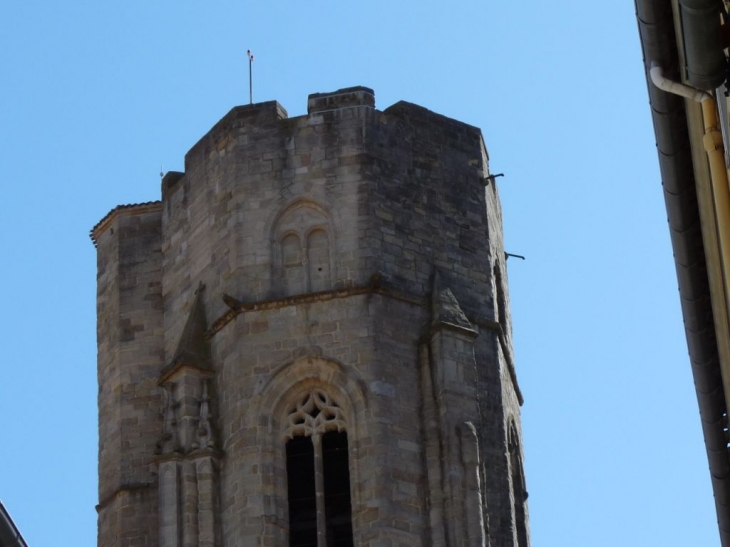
91, 87, 529, 547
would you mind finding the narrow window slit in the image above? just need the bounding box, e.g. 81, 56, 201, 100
322, 431, 354, 547
287, 436, 317, 547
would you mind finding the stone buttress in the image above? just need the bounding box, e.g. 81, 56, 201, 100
92, 87, 529, 547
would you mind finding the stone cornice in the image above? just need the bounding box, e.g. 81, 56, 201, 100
206, 274, 523, 405
95, 482, 152, 512
89, 201, 163, 247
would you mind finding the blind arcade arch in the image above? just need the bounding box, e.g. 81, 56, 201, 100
273, 200, 334, 296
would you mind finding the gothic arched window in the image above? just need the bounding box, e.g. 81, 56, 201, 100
284, 390, 353, 547
508, 423, 528, 547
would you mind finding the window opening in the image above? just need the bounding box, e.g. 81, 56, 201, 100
285, 390, 353, 547
509, 426, 528, 547
287, 436, 317, 547
322, 431, 353, 547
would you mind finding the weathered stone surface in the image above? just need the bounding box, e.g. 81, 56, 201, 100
92, 87, 529, 547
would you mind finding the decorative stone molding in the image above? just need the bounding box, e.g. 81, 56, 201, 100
194, 381, 215, 451
157, 382, 180, 455
156, 377, 218, 456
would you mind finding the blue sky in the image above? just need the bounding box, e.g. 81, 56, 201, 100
0, 1, 717, 545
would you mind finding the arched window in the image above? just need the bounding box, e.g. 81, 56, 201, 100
508, 423, 528, 547
284, 390, 353, 547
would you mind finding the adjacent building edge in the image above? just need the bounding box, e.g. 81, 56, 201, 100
636, 1, 730, 544
0, 501, 28, 547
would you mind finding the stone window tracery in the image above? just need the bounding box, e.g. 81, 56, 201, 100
285, 390, 346, 439
284, 389, 353, 547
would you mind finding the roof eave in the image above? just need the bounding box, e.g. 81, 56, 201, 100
636, 0, 730, 543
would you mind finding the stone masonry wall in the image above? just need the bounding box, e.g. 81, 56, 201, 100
362, 100, 525, 546
94, 205, 164, 547
92, 86, 528, 547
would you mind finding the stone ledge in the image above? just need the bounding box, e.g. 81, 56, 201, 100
96, 482, 153, 512
204, 274, 523, 405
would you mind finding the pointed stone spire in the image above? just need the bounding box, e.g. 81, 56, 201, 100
431, 270, 476, 333
163, 283, 212, 377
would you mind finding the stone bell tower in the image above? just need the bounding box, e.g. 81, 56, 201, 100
91, 86, 529, 547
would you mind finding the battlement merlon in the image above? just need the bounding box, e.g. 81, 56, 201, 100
308, 86, 375, 114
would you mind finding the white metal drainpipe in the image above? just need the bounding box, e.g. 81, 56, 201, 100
649, 63, 712, 103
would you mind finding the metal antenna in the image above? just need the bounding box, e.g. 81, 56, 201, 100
247, 49, 254, 104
